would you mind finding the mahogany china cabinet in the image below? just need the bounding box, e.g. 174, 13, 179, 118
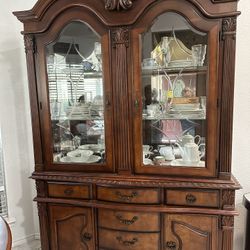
14, 0, 241, 249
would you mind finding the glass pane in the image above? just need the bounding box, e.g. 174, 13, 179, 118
141, 12, 207, 168
46, 22, 105, 164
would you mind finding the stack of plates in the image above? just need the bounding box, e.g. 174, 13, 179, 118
90, 104, 104, 117
67, 104, 90, 119
171, 103, 200, 111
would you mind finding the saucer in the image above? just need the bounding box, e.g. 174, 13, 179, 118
67, 149, 93, 158
170, 159, 205, 167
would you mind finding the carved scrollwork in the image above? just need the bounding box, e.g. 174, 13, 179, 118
221, 216, 234, 228
112, 27, 130, 48
24, 35, 35, 54
222, 190, 235, 208
36, 180, 46, 197
222, 17, 237, 40
105, 0, 134, 11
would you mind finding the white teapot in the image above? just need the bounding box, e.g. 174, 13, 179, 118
176, 141, 204, 164
177, 133, 201, 147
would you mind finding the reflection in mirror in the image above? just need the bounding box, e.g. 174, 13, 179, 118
46, 22, 105, 164
141, 12, 208, 168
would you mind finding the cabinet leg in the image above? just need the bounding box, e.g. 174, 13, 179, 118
221, 216, 234, 250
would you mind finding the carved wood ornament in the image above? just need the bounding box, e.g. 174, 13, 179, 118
105, 0, 134, 11
222, 17, 237, 40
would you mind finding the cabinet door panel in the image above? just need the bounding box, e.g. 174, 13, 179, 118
49, 205, 94, 250
36, 14, 114, 172
164, 214, 218, 250
132, 2, 220, 177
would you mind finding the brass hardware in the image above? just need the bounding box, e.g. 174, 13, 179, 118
116, 214, 138, 225
186, 193, 197, 204
134, 99, 139, 108
64, 188, 74, 196
116, 236, 138, 246
166, 241, 176, 249
81, 232, 92, 242
115, 191, 138, 202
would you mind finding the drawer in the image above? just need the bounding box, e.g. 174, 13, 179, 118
48, 183, 90, 199
98, 209, 160, 232
97, 187, 160, 204
99, 228, 160, 250
166, 189, 219, 208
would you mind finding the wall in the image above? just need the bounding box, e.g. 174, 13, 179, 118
233, 0, 250, 249
0, 0, 249, 248
0, 0, 39, 246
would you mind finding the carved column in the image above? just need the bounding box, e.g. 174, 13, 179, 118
221, 216, 234, 250
36, 180, 50, 249
24, 35, 43, 171
219, 17, 237, 180
111, 27, 133, 173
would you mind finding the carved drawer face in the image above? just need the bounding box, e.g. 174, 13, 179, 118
97, 186, 160, 204
166, 189, 219, 208
48, 182, 90, 199
99, 228, 160, 250
98, 209, 160, 232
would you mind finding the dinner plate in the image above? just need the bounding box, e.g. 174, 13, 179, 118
170, 159, 205, 167
60, 155, 101, 163
79, 144, 104, 152
67, 149, 93, 158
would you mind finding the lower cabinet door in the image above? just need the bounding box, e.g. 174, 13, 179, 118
164, 214, 218, 250
49, 205, 94, 250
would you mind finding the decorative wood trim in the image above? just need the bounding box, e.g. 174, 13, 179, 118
35, 197, 239, 216
36, 180, 47, 198
37, 202, 50, 250
111, 27, 133, 173
222, 190, 235, 210
31, 173, 241, 190
221, 216, 234, 250
23, 35, 44, 168
222, 17, 237, 40
212, 0, 238, 3
219, 17, 237, 179
105, 0, 134, 11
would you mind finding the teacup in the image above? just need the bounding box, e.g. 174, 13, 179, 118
154, 156, 165, 165
159, 146, 175, 161
143, 145, 153, 152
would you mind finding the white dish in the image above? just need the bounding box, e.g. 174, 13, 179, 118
172, 103, 200, 110
143, 159, 153, 165
67, 149, 93, 158
78, 144, 104, 152
60, 155, 101, 163
170, 159, 205, 167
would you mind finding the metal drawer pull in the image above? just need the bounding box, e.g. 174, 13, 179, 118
186, 193, 197, 204
81, 232, 92, 242
166, 241, 176, 249
115, 191, 138, 202
116, 215, 138, 225
64, 188, 74, 196
116, 236, 138, 246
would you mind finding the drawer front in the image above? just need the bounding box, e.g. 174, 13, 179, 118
97, 187, 160, 204
98, 209, 160, 232
166, 189, 219, 208
48, 183, 90, 199
99, 228, 160, 250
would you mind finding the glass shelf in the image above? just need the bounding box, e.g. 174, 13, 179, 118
142, 66, 207, 75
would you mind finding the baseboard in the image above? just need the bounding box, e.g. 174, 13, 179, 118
12, 234, 41, 249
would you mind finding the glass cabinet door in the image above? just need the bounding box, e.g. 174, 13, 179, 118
133, 11, 219, 176
44, 22, 109, 166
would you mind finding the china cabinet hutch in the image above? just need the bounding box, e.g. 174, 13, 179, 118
14, 0, 241, 249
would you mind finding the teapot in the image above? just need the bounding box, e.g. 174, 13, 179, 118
176, 141, 204, 163
177, 133, 201, 147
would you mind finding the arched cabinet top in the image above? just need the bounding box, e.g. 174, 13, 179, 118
13, 0, 240, 34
